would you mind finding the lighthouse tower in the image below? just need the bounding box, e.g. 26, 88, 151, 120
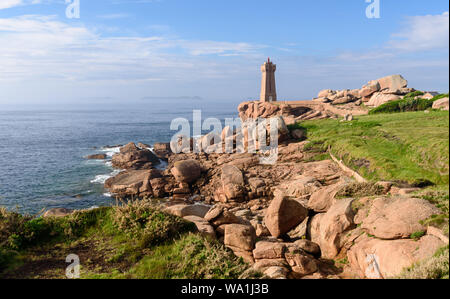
260, 58, 277, 102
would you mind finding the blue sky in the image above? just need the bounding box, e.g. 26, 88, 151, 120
0, 0, 448, 105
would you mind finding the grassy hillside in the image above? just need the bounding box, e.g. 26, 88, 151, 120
0, 201, 248, 279
294, 110, 449, 186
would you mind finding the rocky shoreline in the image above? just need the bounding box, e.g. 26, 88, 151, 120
87, 129, 446, 278
43, 75, 448, 279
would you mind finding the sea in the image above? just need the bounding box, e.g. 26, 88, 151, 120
0, 99, 243, 214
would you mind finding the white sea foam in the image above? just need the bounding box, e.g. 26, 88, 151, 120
103, 193, 112, 197
90, 169, 122, 184
100, 146, 121, 157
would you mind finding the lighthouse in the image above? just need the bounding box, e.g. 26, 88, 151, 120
260, 58, 277, 102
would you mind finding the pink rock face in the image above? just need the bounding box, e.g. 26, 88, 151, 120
221, 165, 245, 200
285, 253, 318, 276
264, 195, 309, 238
360, 197, 440, 240
224, 223, 256, 251
318, 89, 335, 98
308, 198, 355, 259
347, 235, 445, 279
360, 82, 380, 98
367, 92, 400, 107
238, 101, 280, 121
307, 182, 344, 212
164, 204, 211, 218
112, 143, 161, 170
375, 74, 408, 91
105, 169, 162, 197
432, 97, 449, 111
170, 159, 202, 183
253, 241, 286, 260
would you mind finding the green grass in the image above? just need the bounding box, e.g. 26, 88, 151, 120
85, 234, 247, 279
0, 202, 248, 279
298, 110, 449, 185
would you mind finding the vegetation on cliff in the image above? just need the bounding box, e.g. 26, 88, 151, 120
369, 93, 449, 115
0, 201, 247, 279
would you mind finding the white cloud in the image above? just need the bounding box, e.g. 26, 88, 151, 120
0, 14, 265, 85
389, 12, 449, 52
0, 0, 23, 9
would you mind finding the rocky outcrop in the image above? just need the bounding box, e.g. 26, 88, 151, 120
238, 101, 280, 122
104, 169, 162, 198
366, 92, 400, 107
347, 235, 445, 278
357, 197, 440, 240
433, 97, 449, 111
220, 165, 246, 201
101, 119, 445, 280
307, 182, 344, 212
224, 224, 257, 262
170, 159, 203, 184
264, 194, 309, 238
153, 142, 171, 160
112, 142, 160, 169
309, 198, 355, 259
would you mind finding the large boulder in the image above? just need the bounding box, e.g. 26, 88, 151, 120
291, 239, 321, 257
112, 142, 160, 169
373, 75, 408, 91
359, 197, 440, 240
253, 241, 286, 260
264, 194, 309, 238
432, 97, 449, 111
360, 81, 381, 98
238, 101, 280, 122
204, 206, 243, 227
183, 215, 216, 239
318, 89, 335, 98
224, 224, 257, 253
282, 176, 322, 198
105, 169, 161, 197
309, 198, 355, 259
307, 182, 344, 212
153, 142, 171, 160
221, 165, 246, 200
284, 252, 318, 277
347, 235, 445, 279
332, 95, 355, 105
164, 204, 211, 218
367, 92, 400, 107
170, 159, 202, 184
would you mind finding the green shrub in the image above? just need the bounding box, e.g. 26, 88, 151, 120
336, 182, 385, 198
431, 93, 449, 102
369, 98, 433, 115
404, 91, 424, 98
113, 200, 196, 248
410, 231, 426, 240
